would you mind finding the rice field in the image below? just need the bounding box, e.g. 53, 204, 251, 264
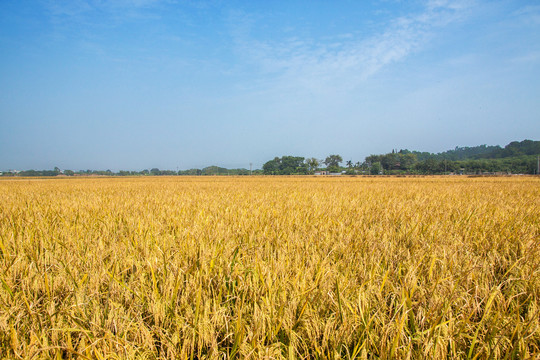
0, 176, 539, 359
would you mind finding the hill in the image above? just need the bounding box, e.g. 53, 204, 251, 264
366, 140, 540, 175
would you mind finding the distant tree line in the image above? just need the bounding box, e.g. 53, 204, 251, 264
365, 140, 540, 175
409, 140, 540, 161
262, 155, 345, 175
261, 140, 540, 175
1, 166, 260, 177
3, 140, 539, 177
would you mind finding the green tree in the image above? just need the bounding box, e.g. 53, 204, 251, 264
280, 156, 307, 175
305, 158, 319, 173
263, 156, 307, 175
370, 162, 381, 175
324, 154, 342, 173
399, 153, 417, 170
263, 157, 281, 175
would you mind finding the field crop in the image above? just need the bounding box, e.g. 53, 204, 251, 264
0, 176, 539, 359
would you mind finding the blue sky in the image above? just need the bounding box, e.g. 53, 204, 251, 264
1, 0, 539, 171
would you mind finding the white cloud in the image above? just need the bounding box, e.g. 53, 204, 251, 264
229, 1, 473, 95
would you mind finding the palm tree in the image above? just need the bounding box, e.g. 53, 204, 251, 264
346, 160, 353, 168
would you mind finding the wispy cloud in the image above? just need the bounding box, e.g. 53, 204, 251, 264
229, 0, 473, 95
510, 51, 540, 64
43, 0, 169, 28
40, 0, 182, 65
512, 5, 540, 25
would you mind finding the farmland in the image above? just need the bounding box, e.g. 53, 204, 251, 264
0, 176, 539, 359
